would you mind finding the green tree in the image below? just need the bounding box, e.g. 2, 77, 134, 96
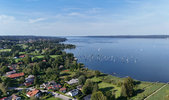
91, 91, 107, 100
19, 77, 25, 84
0, 82, 7, 95
34, 77, 37, 84
121, 77, 134, 97
32, 68, 38, 76
23, 56, 31, 64
78, 75, 86, 85
105, 91, 115, 100
94, 70, 100, 77
30, 96, 39, 100
1, 66, 10, 74
92, 83, 99, 93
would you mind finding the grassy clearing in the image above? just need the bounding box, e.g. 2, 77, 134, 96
90, 77, 121, 98
19, 52, 25, 55
131, 83, 165, 100
147, 84, 169, 100
0, 49, 11, 52
33, 55, 60, 59
46, 97, 63, 100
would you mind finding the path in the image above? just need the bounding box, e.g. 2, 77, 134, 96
8, 87, 76, 100
144, 82, 169, 100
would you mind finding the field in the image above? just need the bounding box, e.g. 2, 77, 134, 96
90, 77, 121, 98
33, 55, 60, 59
147, 84, 169, 100
131, 83, 165, 100
0, 49, 11, 52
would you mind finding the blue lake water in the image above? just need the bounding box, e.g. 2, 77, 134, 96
63, 36, 169, 83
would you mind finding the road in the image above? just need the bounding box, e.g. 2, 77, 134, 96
8, 87, 76, 100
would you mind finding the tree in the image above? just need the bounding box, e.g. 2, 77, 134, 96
1, 66, 10, 74
105, 91, 115, 100
121, 77, 134, 97
78, 75, 86, 85
34, 77, 37, 84
81, 79, 94, 95
23, 56, 31, 64
81, 85, 89, 95
32, 68, 38, 76
92, 83, 99, 93
77, 63, 81, 69
91, 91, 107, 100
0, 82, 7, 95
19, 77, 25, 84
94, 70, 100, 77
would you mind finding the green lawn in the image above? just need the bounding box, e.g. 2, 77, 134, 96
147, 84, 169, 100
33, 55, 60, 59
0, 49, 11, 52
46, 97, 63, 100
90, 77, 121, 98
131, 83, 165, 100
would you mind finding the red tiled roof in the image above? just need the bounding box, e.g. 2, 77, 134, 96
10, 67, 13, 70
0, 97, 7, 100
43, 60, 46, 62
27, 89, 40, 97
7, 72, 25, 78
25, 82, 32, 86
59, 87, 66, 91
47, 86, 52, 90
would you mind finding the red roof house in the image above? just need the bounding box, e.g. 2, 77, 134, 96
7, 72, 25, 78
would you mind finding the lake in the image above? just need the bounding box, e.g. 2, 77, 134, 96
63, 36, 169, 83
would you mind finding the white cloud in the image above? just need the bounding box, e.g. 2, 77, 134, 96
28, 18, 46, 23
0, 15, 15, 21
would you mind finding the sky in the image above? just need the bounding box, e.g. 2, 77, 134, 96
0, 0, 169, 36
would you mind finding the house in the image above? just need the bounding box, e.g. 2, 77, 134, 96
24, 75, 35, 86
43, 60, 46, 62
19, 55, 27, 58
11, 94, 21, 100
65, 89, 78, 97
59, 65, 64, 69
83, 94, 92, 100
67, 79, 78, 85
6, 70, 16, 75
59, 87, 66, 93
40, 81, 61, 90
13, 56, 18, 59
7, 72, 25, 79
77, 85, 83, 90
26, 89, 41, 97
18, 62, 23, 64
0, 97, 7, 100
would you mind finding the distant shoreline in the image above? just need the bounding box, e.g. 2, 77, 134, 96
86, 35, 169, 39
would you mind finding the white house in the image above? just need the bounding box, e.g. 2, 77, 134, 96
65, 89, 78, 97
67, 78, 78, 85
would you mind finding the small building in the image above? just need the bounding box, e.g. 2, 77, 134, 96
67, 79, 78, 85
77, 85, 83, 90
6, 70, 16, 75
59, 65, 64, 69
0, 97, 7, 100
43, 60, 46, 62
24, 75, 35, 86
40, 81, 61, 90
65, 89, 78, 97
83, 94, 92, 100
11, 94, 21, 100
59, 87, 66, 93
7, 72, 25, 79
13, 57, 18, 59
26, 89, 41, 97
